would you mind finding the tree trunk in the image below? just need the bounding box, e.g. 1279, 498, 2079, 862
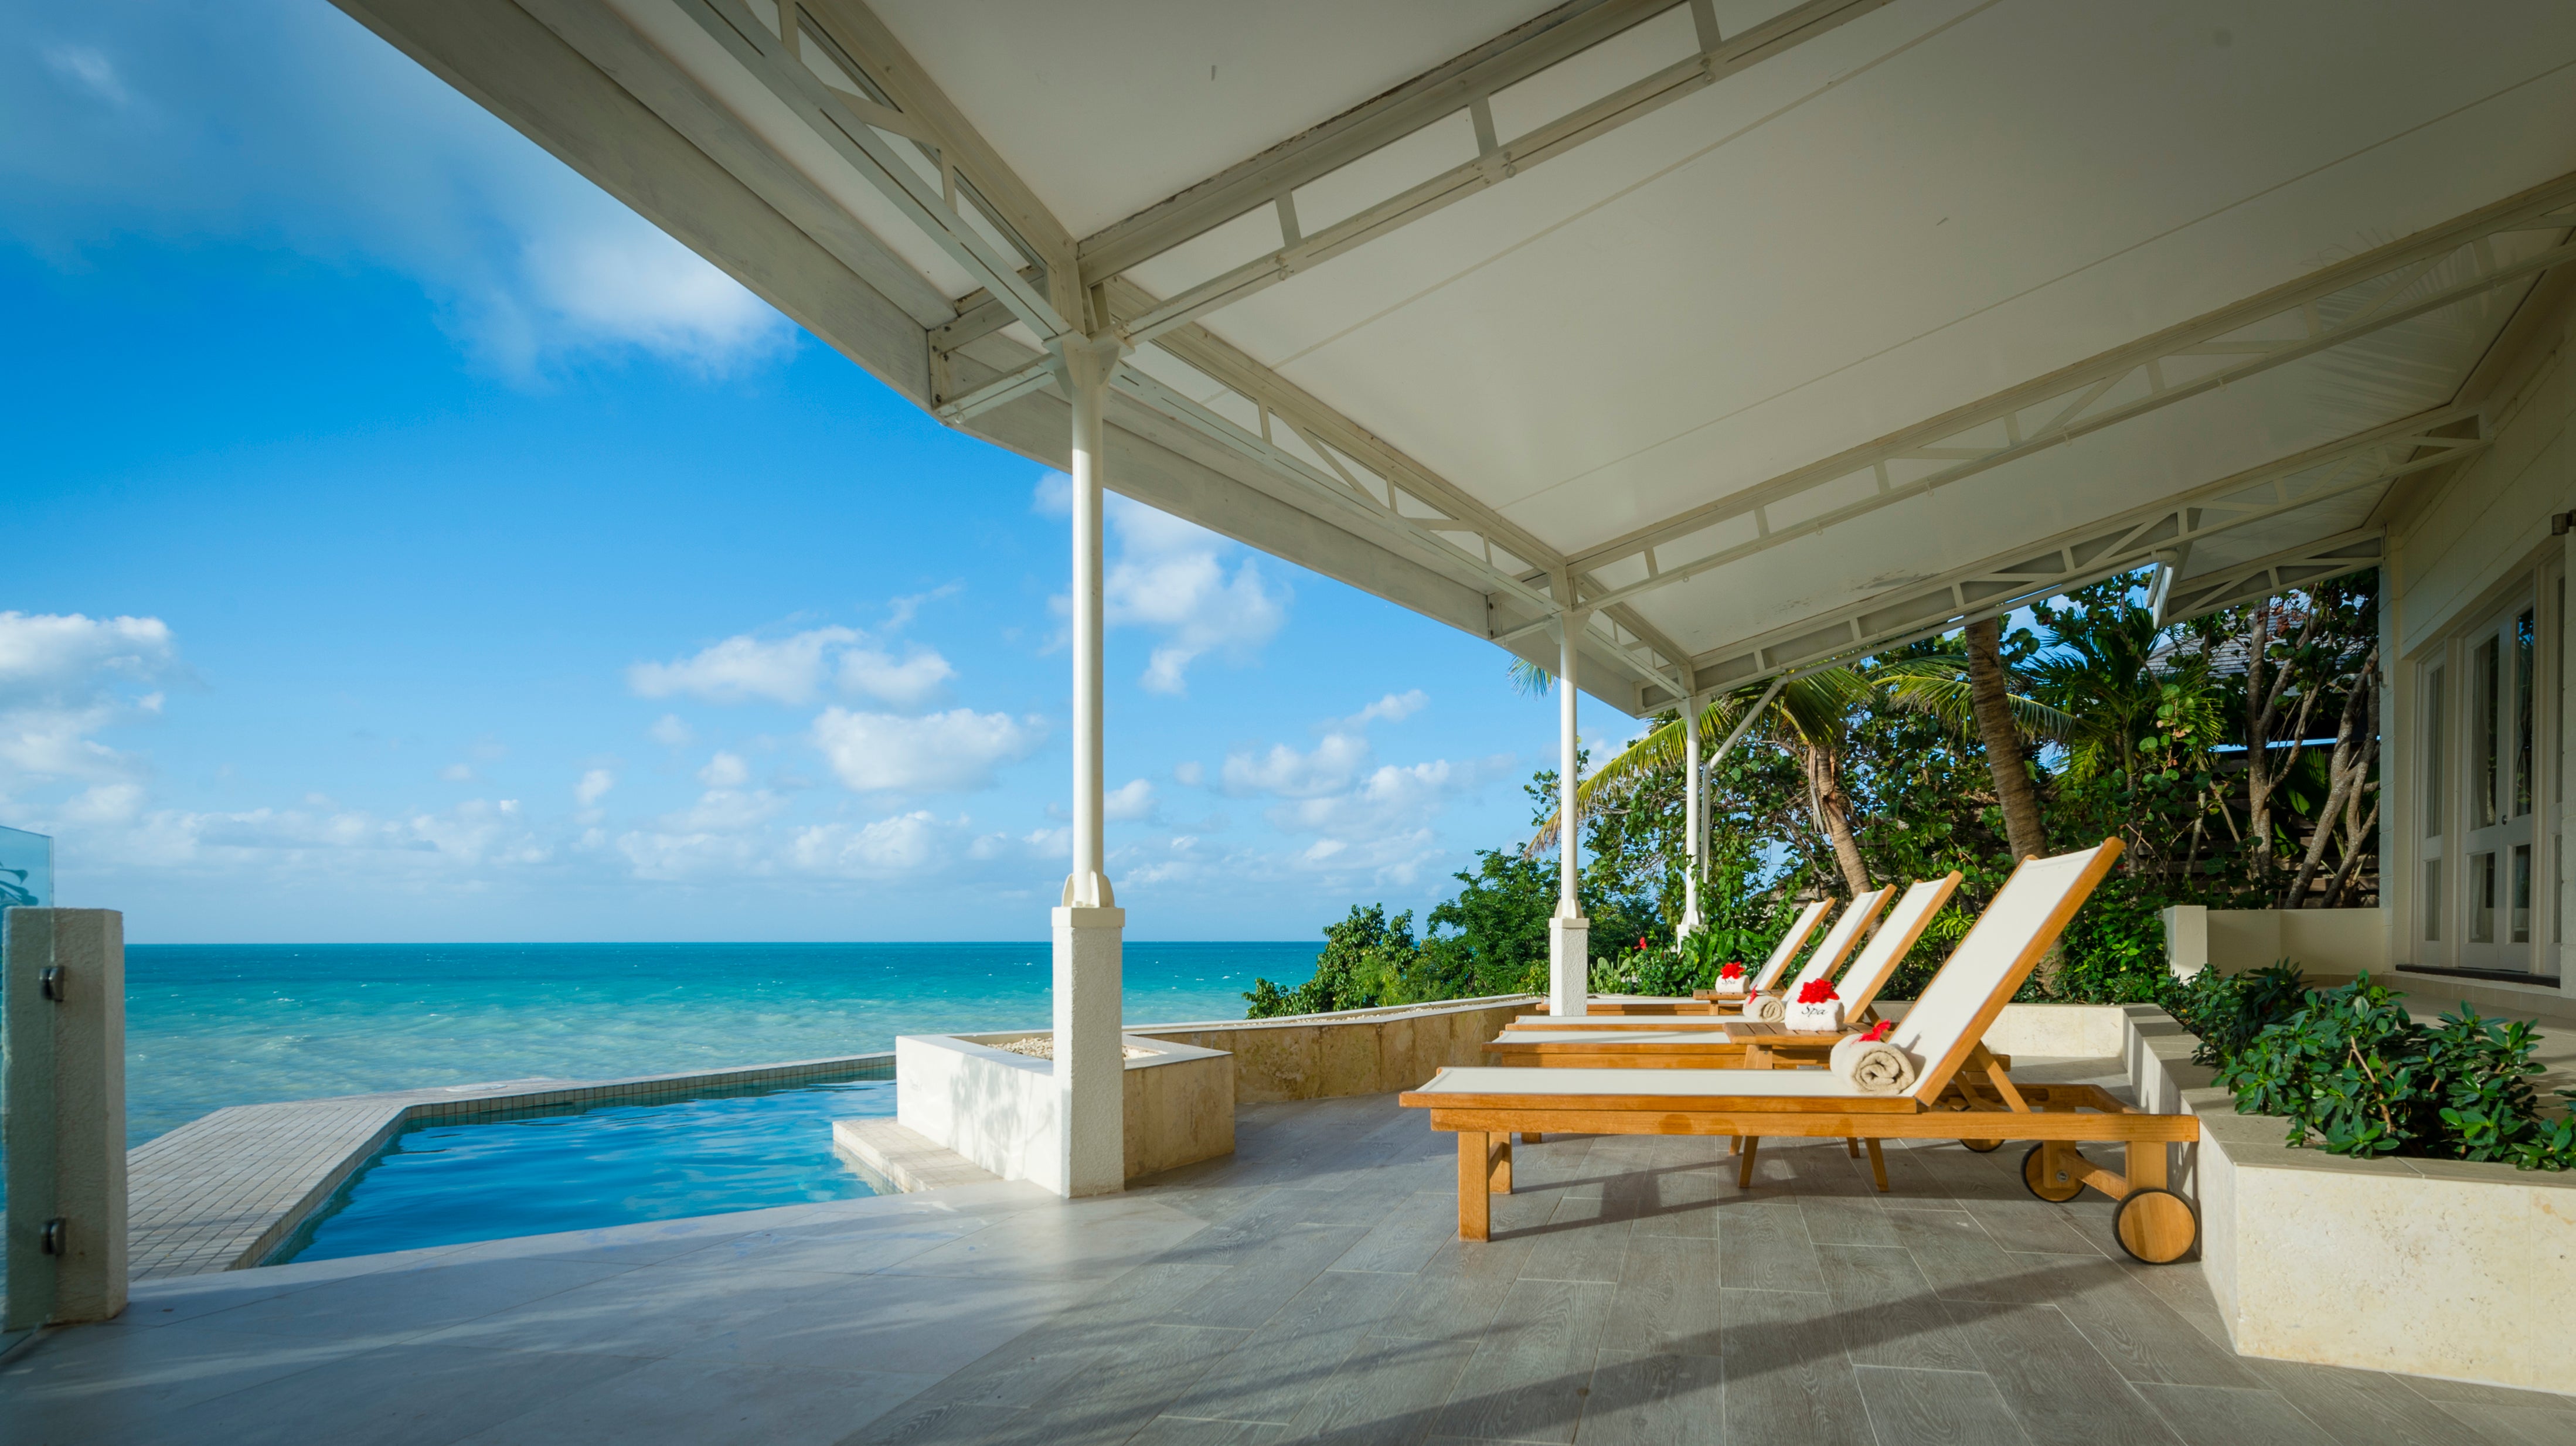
1966, 615, 2047, 861
1806, 744, 1871, 897
2282, 647, 2380, 907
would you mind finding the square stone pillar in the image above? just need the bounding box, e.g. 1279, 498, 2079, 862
1550, 915, 1590, 1017
1050, 904, 1125, 1197
5, 908, 128, 1330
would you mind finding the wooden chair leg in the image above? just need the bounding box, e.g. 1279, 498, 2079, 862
1737, 1137, 1761, 1188
1519, 1132, 1544, 1145
1728, 1135, 1742, 1155
1489, 1137, 1514, 1195
1845, 1138, 1859, 1158
1863, 1138, 1888, 1192
2125, 1138, 2168, 1194
1457, 1131, 1491, 1241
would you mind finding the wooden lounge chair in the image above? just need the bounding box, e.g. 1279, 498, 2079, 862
1492, 874, 1957, 1053
1402, 841, 2202, 1264
1688, 896, 1833, 1012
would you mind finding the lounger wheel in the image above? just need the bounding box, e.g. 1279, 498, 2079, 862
2020, 1144, 2083, 1203
2112, 1188, 2198, 1265
1961, 1138, 2003, 1153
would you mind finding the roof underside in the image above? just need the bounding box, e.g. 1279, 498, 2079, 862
343, 0, 2576, 713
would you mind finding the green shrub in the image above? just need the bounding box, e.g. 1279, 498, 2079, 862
2167, 960, 2308, 1066
2204, 971, 2576, 1169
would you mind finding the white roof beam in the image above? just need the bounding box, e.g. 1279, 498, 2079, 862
1658, 408, 2478, 697
1572, 170, 2576, 613
1080, 0, 1892, 343
2155, 530, 2388, 625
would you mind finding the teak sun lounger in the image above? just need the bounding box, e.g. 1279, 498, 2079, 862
1689, 895, 1833, 1012
1403, 841, 2203, 1264
1490, 873, 1961, 1061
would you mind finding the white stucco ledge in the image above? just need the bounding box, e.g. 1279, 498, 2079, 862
2113, 1003, 2576, 1393
894, 1032, 1235, 1190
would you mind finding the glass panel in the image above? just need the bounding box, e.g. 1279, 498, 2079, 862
2476, 637, 2501, 828
2472, 852, 2496, 944
2425, 860, 2443, 943
2513, 843, 2533, 945
0, 824, 50, 910
2426, 664, 2445, 838
2515, 608, 2536, 818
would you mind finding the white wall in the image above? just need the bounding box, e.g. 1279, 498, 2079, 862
2384, 288, 2576, 1001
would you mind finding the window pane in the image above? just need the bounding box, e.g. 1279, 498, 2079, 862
2513, 843, 2532, 945
2427, 664, 2445, 839
2425, 860, 2443, 943
2515, 608, 2535, 818
2472, 852, 2496, 944
2477, 637, 2501, 828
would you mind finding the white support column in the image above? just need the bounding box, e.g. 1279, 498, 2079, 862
1680, 695, 1704, 937
1550, 611, 1591, 1016
1052, 334, 1125, 1197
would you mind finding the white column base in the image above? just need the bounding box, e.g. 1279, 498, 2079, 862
1550, 915, 1591, 1018
1677, 904, 1704, 940
1050, 904, 1126, 1197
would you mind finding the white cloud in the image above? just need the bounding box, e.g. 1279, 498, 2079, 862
698, 751, 749, 788
0, 611, 178, 782
811, 707, 1043, 793
1037, 477, 1289, 694
648, 715, 695, 747
632, 625, 955, 709
438, 763, 474, 782
631, 627, 857, 706
1221, 731, 1372, 798
574, 768, 615, 806
1104, 778, 1155, 821
790, 812, 962, 876
1346, 690, 1428, 727
835, 647, 954, 707
1173, 761, 1206, 787
2, 5, 792, 378
667, 787, 784, 833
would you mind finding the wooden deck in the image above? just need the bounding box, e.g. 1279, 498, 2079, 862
18, 1061, 2571, 1444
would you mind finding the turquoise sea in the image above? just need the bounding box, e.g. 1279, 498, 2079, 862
111, 941, 1319, 1147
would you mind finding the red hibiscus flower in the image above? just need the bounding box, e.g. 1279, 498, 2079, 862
1719, 961, 1745, 979
1796, 979, 1839, 1004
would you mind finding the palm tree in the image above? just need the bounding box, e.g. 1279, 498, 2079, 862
1877, 635, 2076, 862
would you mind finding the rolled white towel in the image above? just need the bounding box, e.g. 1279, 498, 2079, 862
1744, 994, 1787, 1024
1830, 1033, 1918, 1095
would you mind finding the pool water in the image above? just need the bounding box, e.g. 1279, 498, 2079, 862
281, 1075, 896, 1263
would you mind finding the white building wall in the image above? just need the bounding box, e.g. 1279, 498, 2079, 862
2385, 294, 2576, 1001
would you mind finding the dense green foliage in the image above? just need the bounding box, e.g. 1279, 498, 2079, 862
2172, 968, 2576, 1171
1254, 568, 2386, 1013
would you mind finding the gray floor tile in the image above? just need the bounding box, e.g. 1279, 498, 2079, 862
1433, 1278, 1615, 1445
450, 1359, 941, 1445
1582, 1349, 1727, 1446
1375, 1237, 1537, 1343
1942, 1300, 2180, 1446
1154, 1223, 1373, 1329
2047, 1260, 2259, 1389
888, 1200, 1208, 1282
1286, 1336, 1481, 1446
1882, 1210, 2057, 1305
2435, 1404, 2576, 1445
1852, 1364, 2033, 1446
173, 1254, 635, 1346
1797, 1193, 1904, 1248
1166, 1269, 1411, 1425
1046, 1325, 1251, 1435
165, 1342, 649, 1446
1812, 1245, 1981, 1373
668, 1268, 1095, 1375
1598, 1233, 1724, 1357
1128, 1418, 1293, 1446
0, 1315, 377, 1445
1717, 1200, 1827, 1292
1332, 1195, 1463, 1275
2247, 1357, 2510, 1446
1719, 1287, 1873, 1446
2131, 1382, 2340, 1446
2402, 1377, 2576, 1413
1516, 1193, 1634, 1282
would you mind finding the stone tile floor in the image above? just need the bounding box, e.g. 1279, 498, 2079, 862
6, 1066, 2572, 1446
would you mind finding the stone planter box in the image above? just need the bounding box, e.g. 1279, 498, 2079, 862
2116, 1004, 2576, 1393
893, 1032, 1234, 1189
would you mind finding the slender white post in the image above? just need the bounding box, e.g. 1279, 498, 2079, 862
1550, 611, 1591, 1016
1680, 695, 1704, 937
4, 909, 127, 1330
1052, 334, 1125, 1197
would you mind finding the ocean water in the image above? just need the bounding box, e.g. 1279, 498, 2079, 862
108, 940, 1317, 1148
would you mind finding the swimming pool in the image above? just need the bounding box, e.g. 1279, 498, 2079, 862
278, 1074, 897, 1263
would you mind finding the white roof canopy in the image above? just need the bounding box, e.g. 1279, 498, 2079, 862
346, 0, 2576, 714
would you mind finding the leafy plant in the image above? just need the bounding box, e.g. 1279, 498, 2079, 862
2167, 960, 2308, 1066
2203, 972, 2576, 1169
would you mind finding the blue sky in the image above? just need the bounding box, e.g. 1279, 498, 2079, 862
1, 1, 1639, 943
